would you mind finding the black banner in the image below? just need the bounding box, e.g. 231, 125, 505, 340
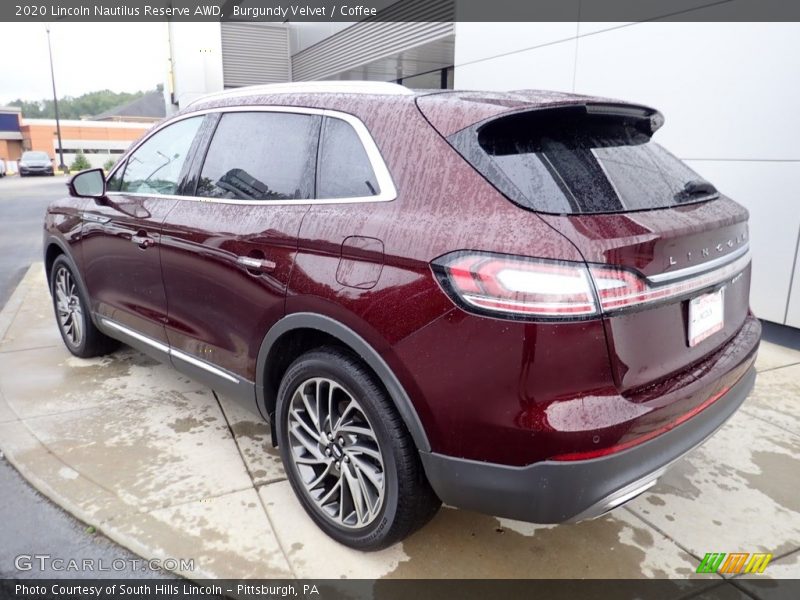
2, 0, 800, 23
3, 579, 800, 600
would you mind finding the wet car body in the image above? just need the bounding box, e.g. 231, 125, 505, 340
43, 82, 759, 545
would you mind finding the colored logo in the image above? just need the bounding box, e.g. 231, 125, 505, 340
697, 552, 772, 574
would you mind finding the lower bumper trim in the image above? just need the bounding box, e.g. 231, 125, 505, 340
420, 364, 756, 523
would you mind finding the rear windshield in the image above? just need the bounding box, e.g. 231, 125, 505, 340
450, 108, 716, 215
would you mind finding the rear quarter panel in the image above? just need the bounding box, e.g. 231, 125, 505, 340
289, 96, 597, 453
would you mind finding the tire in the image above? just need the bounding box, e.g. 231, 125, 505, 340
276, 346, 441, 550
50, 255, 118, 358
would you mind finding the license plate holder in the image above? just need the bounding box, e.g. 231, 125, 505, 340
688, 288, 724, 347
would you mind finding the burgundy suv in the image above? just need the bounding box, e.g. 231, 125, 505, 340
44, 82, 759, 550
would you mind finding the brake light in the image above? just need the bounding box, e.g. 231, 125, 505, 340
432, 252, 597, 318
589, 249, 750, 312
432, 250, 749, 320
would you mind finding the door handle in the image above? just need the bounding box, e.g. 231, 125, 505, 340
131, 234, 155, 249
82, 212, 110, 224
236, 256, 276, 273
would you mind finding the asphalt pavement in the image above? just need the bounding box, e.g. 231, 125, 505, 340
0, 175, 170, 578
0, 175, 64, 306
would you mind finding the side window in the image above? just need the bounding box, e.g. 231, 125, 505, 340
197, 112, 320, 201
318, 117, 380, 199
106, 160, 125, 192
119, 117, 203, 196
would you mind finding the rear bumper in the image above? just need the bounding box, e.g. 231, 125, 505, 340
420, 363, 756, 523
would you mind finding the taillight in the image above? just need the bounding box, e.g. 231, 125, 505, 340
432, 252, 597, 319
432, 250, 749, 320
589, 249, 751, 313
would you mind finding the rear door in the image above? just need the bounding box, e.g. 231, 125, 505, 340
82, 116, 204, 346
445, 105, 751, 391
159, 109, 320, 392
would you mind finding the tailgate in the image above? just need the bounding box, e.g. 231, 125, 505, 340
540, 200, 751, 390
432, 98, 753, 391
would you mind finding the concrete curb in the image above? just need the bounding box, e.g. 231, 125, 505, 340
0, 263, 42, 342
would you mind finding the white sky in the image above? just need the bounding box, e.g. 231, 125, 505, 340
0, 23, 166, 104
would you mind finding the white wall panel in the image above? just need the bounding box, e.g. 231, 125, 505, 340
454, 36, 576, 92
168, 23, 224, 109
454, 22, 577, 66
683, 160, 800, 324
573, 23, 800, 161
785, 233, 800, 328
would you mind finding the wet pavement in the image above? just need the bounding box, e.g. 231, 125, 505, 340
0, 263, 798, 587
0, 175, 176, 579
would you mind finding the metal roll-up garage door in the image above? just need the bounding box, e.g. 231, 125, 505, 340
291, 0, 455, 82
221, 22, 291, 88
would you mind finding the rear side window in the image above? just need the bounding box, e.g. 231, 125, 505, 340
197, 112, 320, 201
317, 117, 379, 199
118, 117, 203, 196
450, 108, 714, 215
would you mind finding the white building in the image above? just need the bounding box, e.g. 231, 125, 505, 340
165, 20, 800, 328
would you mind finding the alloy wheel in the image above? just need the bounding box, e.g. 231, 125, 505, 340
54, 266, 83, 347
286, 377, 386, 528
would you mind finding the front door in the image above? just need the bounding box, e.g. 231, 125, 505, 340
159, 110, 320, 388
81, 116, 204, 345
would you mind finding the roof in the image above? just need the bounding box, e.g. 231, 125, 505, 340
186, 81, 414, 108
93, 90, 166, 122
179, 82, 659, 138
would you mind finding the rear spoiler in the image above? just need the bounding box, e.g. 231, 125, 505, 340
582, 102, 665, 136
494, 97, 665, 137
416, 90, 664, 138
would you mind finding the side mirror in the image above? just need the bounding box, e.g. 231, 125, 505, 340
68, 168, 106, 199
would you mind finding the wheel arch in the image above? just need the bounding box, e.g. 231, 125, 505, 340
256, 313, 431, 453
43, 236, 97, 325
44, 236, 82, 290
44, 237, 69, 287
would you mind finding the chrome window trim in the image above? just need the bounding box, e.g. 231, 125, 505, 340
106, 105, 397, 206
99, 317, 240, 384
647, 244, 750, 284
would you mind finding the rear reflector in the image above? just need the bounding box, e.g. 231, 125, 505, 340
550, 383, 732, 461
432, 250, 750, 320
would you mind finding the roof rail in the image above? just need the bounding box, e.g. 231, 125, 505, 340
186, 81, 414, 107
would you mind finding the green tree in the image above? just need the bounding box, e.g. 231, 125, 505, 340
102, 158, 117, 172
9, 86, 161, 120
70, 151, 91, 172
